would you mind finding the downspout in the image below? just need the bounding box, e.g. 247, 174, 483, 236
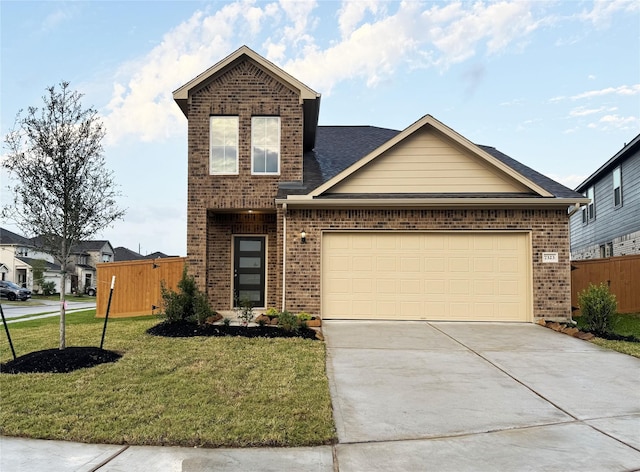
282, 203, 287, 312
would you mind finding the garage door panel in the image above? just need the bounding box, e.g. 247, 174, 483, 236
322, 232, 530, 321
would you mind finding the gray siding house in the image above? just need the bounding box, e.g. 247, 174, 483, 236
570, 133, 640, 259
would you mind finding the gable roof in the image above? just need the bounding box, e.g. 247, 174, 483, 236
575, 133, 640, 193
277, 116, 586, 208
16, 257, 62, 271
173, 45, 321, 151
114, 247, 145, 262
0, 227, 33, 246
309, 115, 552, 198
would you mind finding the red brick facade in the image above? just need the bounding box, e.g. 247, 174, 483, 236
186, 57, 303, 299
181, 50, 573, 322
282, 208, 571, 321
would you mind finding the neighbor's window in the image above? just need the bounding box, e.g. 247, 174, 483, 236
102, 253, 112, 263
251, 116, 280, 174
210, 116, 238, 174
587, 186, 595, 220
613, 166, 622, 208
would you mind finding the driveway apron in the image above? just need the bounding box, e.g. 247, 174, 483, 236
324, 321, 640, 471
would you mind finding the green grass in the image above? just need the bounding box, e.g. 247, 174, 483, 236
0, 312, 335, 447
576, 312, 640, 358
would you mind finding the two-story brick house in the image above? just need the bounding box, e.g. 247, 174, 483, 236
174, 46, 586, 322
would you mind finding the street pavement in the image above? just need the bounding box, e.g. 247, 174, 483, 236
1, 299, 96, 322
1, 321, 639, 471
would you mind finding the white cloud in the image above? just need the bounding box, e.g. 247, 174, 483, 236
548, 173, 587, 189
596, 114, 640, 130
580, 0, 639, 28
99, 0, 558, 144
571, 84, 640, 100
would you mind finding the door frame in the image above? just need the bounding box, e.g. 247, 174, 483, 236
231, 235, 268, 308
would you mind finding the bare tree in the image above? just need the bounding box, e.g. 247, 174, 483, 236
2, 81, 125, 349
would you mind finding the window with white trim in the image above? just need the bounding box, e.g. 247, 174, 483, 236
210, 116, 238, 174
613, 166, 622, 208
587, 186, 595, 220
251, 117, 280, 174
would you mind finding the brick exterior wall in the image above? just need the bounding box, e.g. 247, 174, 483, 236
206, 212, 279, 309
185, 57, 304, 293
283, 208, 572, 321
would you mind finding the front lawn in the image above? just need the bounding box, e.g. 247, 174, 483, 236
576, 312, 640, 358
0, 311, 335, 447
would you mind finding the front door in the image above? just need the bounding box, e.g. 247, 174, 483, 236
233, 236, 266, 307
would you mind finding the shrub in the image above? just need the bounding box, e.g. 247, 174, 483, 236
296, 312, 312, 321
265, 307, 279, 318
160, 267, 213, 324
578, 282, 617, 336
277, 310, 299, 333
41, 281, 56, 296
235, 297, 254, 326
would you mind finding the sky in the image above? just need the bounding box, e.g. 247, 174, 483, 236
1, 0, 639, 257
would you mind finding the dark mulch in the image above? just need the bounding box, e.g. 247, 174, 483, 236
1, 347, 122, 374
592, 332, 640, 343
147, 320, 319, 340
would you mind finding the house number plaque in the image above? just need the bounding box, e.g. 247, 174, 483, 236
542, 252, 559, 263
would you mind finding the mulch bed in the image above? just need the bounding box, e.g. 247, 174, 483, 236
1, 347, 122, 374
147, 320, 319, 340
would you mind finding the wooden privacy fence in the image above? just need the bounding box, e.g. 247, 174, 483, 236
96, 257, 186, 318
571, 254, 640, 315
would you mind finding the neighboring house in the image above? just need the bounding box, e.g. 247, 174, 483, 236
173, 46, 586, 322
570, 134, 640, 260
0, 227, 114, 293
0, 227, 67, 292
114, 247, 176, 262
69, 241, 115, 292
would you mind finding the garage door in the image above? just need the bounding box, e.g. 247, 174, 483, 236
322, 232, 531, 321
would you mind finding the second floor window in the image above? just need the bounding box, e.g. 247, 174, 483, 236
252, 117, 280, 174
102, 253, 112, 263
587, 186, 595, 221
210, 116, 238, 174
613, 166, 622, 207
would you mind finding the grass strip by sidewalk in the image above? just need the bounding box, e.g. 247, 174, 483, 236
576, 312, 640, 358
0, 311, 336, 447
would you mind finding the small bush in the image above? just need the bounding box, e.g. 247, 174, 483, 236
41, 281, 56, 296
265, 307, 279, 318
297, 312, 312, 321
160, 267, 213, 324
277, 310, 299, 333
578, 282, 617, 336
235, 297, 254, 326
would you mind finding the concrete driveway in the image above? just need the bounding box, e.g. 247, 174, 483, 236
324, 321, 640, 471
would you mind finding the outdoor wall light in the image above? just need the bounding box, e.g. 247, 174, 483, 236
300, 230, 307, 244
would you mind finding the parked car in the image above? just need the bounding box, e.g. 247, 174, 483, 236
0, 281, 32, 301
85, 286, 97, 296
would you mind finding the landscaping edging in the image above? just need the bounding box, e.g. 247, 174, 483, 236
537, 319, 595, 340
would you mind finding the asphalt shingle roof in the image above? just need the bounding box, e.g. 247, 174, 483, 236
278, 125, 582, 200
0, 228, 33, 246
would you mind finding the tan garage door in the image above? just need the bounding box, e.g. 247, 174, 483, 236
322, 232, 531, 321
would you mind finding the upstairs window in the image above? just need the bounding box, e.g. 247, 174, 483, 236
102, 253, 112, 263
251, 117, 280, 174
210, 116, 238, 174
587, 186, 595, 220
613, 166, 622, 208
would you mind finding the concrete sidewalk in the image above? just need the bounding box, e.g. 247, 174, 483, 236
1, 321, 639, 471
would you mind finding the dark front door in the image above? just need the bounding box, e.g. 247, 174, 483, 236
233, 236, 266, 307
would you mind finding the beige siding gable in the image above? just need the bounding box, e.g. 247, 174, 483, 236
329, 128, 531, 194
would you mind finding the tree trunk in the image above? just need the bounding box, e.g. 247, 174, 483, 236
59, 272, 66, 350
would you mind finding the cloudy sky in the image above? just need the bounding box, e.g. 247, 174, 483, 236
1, 0, 638, 256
